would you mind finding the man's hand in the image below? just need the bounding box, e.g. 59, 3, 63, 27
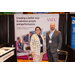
45, 48, 47, 52
32, 52, 34, 57
57, 49, 60, 52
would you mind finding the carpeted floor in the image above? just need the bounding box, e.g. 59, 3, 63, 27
17, 59, 48, 62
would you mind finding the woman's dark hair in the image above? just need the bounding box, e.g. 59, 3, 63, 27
35, 26, 41, 31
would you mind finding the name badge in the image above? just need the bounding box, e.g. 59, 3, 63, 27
40, 44, 43, 47
49, 40, 52, 44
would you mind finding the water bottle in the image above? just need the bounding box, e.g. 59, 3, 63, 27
12, 44, 14, 47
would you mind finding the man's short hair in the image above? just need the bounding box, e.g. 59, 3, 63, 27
30, 32, 33, 34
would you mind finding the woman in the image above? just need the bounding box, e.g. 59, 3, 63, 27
30, 26, 45, 62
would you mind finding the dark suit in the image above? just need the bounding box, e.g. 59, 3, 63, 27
24, 34, 29, 42
46, 30, 62, 62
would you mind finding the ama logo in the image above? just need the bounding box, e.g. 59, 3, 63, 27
47, 18, 56, 22
72, 20, 75, 24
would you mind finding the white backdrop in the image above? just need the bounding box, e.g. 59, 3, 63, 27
14, 14, 59, 41
14, 14, 59, 56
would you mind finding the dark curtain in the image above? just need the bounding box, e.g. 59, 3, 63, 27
0, 15, 8, 45
59, 14, 67, 60
0, 15, 15, 46
9, 15, 15, 47
59, 14, 66, 50
9, 15, 17, 62
0, 15, 17, 62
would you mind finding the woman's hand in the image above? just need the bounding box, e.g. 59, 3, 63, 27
32, 52, 34, 57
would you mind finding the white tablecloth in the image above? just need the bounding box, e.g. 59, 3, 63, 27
0, 47, 15, 62
0, 47, 15, 56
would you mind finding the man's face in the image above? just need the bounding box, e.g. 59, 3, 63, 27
18, 38, 21, 43
19, 38, 21, 42
50, 23, 55, 30
30, 33, 32, 36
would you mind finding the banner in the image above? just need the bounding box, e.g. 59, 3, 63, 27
71, 17, 75, 49
14, 14, 59, 60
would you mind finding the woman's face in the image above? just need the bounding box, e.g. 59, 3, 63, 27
35, 28, 41, 35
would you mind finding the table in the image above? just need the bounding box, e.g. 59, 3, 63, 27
0, 47, 16, 62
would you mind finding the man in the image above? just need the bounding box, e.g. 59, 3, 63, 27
23, 34, 29, 42
29, 32, 33, 40
46, 23, 62, 62
30, 26, 45, 62
17, 37, 24, 53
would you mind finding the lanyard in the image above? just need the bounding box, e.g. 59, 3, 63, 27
39, 36, 42, 43
49, 32, 54, 39
37, 35, 43, 44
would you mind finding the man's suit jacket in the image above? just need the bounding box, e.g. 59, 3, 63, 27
46, 30, 62, 53
17, 42, 22, 52
30, 34, 45, 55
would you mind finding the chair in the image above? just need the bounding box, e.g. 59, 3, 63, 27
57, 50, 68, 62
26, 46, 32, 62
